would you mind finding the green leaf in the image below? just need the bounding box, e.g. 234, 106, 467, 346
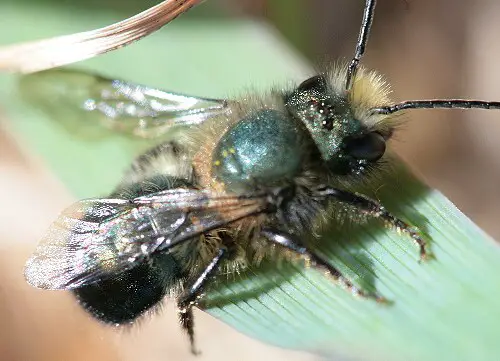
1, 2, 499, 361
204, 161, 500, 361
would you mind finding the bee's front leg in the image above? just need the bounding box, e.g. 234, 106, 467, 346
260, 228, 386, 302
315, 186, 430, 261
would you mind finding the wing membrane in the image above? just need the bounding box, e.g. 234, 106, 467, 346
19, 68, 231, 138
24, 189, 268, 290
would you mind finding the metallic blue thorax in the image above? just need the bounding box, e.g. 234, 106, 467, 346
212, 109, 305, 192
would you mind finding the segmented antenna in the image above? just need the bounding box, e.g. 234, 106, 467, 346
345, 0, 377, 93
371, 100, 500, 115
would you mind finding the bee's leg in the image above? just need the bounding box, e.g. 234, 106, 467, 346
261, 229, 386, 302
177, 247, 227, 355
315, 186, 429, 261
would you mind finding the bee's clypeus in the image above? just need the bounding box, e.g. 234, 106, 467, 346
22, 0, 500, 354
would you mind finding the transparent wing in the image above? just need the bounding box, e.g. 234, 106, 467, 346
19, 68, 231, 138
24, 188, 269, 290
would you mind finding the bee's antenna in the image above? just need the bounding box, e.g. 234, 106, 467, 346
345, 0, 377, 93
371, 99, 500, 115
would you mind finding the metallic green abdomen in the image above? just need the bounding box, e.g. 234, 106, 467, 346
212, 109, 304, 192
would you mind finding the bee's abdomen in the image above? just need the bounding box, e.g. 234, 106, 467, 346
72, 252, 182, 324
212, 109, 305, 192
73, 176, 190, 324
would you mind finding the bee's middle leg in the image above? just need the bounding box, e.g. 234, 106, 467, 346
177, 247, 227, 355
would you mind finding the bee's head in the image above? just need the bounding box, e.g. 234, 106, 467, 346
285, 69, 394, 176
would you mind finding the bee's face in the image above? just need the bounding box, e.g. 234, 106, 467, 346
286, 74, 390, 176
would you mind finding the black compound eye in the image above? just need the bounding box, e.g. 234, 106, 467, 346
344, 132, 386, 161
297, 75, 327, 93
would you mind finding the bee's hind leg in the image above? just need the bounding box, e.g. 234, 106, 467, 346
315, 186, 429, 261
261, 228, 386, 302
177, 247, 227, 355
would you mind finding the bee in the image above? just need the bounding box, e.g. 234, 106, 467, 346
22, 0, 500, 355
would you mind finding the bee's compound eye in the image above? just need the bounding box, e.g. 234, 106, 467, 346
344, 132, 386, 162
297, 75, 326, 93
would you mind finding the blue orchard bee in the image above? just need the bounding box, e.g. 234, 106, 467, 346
22, 0, 500, 354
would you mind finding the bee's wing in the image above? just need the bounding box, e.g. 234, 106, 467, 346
19, 68, 232, 138
24, 188, 268, 290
